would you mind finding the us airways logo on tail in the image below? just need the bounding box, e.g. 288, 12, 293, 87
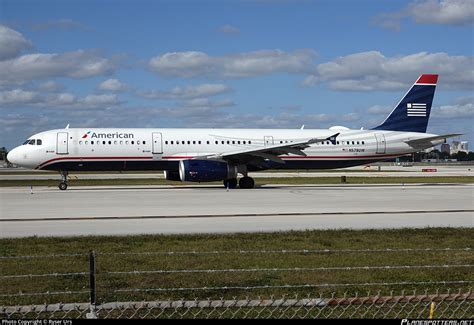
81, 131, 134, 139
407, 103, 427, 117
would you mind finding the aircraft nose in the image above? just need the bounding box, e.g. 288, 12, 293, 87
7, 147, 21, 166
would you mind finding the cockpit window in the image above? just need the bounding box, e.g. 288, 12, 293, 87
37, 139, 42, 145
23, 140, 30, 145
28, 139, 36, 145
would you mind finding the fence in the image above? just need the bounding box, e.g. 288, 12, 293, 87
1, 248, 473, 319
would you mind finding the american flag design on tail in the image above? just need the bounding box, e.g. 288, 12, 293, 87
407, 103, 427, 117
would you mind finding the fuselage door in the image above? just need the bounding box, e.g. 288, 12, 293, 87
152, 132, 163, 154
264, 136, 274, 147
375, 133, 386, 154
56, 132, 69, 154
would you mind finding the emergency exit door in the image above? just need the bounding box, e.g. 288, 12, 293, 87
56, 132, 68, 154
375, 133, 386, 154
152, 132, 163, 154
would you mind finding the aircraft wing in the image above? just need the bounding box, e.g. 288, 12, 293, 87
195, 133, 339, 165
404, 133, 462, 148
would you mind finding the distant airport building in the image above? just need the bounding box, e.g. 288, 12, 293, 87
441, 143, 451, 154
451, 141, 469, 154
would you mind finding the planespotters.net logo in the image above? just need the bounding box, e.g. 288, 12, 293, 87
402, 320, 473, 325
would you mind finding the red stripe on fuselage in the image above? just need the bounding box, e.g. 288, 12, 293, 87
36, 153, 409, 170
36, 156, 153, 169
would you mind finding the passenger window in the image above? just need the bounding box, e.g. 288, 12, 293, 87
193, 141, 196, 144
215, 141, 218, 144
238, 141, 241, 144
91, 141, 94, 145
120, 141, 123, 145
249, 141, 252, 144
199, 141, 202, 145
232, 140, 235, 144
85, 141, 88, 145
206, 141, 209, 145
222, 141, 224, 144
137, 141, 140, 145
143, 141, 146, 145
125, 141, 129, 145
114, 141, 118, 145
352, 141, 355, 145
336, 141, 339, 145
227, 141, 230, 144
108, 141, 112, 145
131, 141, 135, 145
357, 141, 360, 145
79, 141, 83, 145
187, 141, 191, 145
103, 141, 106, 145
37, 139, 42, 145
165, 141, 168, 145
362, 141, 365, 145
171, 141, 174, 145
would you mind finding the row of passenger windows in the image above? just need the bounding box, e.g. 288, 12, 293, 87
78, 140, 146, 145
162, 140, 365, 145
164, 140, 253, 145
23, 139, 42, 145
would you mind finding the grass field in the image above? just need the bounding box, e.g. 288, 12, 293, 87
1, 228, 472, 306
1, 176, 474, 187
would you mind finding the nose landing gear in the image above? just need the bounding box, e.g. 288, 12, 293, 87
59, 171, 68, 190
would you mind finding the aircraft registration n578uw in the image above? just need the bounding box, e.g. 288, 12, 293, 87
7, 74, 460, 190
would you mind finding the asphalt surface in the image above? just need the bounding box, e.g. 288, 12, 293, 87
1, 184, 472, 238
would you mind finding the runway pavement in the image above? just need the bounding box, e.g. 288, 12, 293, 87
0, 184, 472, 238
0, 165, 473, 179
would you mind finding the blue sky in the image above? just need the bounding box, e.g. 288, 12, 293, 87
0, 0, 473, 150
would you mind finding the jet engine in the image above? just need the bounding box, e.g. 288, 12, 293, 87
179, 160, 237, 182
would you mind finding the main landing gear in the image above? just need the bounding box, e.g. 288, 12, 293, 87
223, 176, 255, 189
58, 171, 68, 190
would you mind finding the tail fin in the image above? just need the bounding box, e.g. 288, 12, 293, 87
372, 74, 438, 133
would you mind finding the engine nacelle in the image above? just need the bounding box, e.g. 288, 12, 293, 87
164, 170, 181, 181
179, 160, 237, 182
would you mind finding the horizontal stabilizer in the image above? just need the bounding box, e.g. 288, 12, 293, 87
405, 133, 462, 147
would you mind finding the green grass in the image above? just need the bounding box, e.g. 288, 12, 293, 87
1, 176, 473, 187
0, 228, 472, 306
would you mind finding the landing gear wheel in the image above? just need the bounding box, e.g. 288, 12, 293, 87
58, 182, 68, 191
223, 178, 238, 189
239, 176, 255, 189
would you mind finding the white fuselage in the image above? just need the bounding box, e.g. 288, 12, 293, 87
8, 128, 444, 172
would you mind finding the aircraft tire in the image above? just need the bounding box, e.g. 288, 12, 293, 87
58, 182, 68, 191
239, 176, 255, 189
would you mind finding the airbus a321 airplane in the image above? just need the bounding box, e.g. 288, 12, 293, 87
7, 74, 460, 190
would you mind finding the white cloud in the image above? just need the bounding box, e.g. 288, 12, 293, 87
83, 94, 121, 106
0, 89, 121, 108
0, 50, 117, 85
0, 25, 32, 60
304, 51, 473, 91
374, 0, 474, 30
219, 24, 239, 34
367, 105, 392, 115
432, 102, 474, 118
137, 83, 231, 100
0, 89, 40, 105
148, 49, 317, 78
180, 98, 234, 108
38, 81, 65, 92
98, 78, 128, 92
